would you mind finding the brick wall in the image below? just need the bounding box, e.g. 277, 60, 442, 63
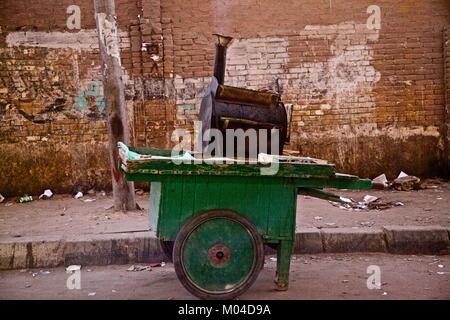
0, 0, 137, 195
159, 0, 450, 178
445, 26, 450, 174
131, 0, 175, 148
0, 0, 450, 196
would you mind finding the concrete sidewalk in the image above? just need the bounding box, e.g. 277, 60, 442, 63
1, 181, 449, 269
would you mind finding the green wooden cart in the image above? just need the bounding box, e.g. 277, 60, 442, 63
118, 142, 372, 300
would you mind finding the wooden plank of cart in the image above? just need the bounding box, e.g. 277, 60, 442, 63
118, 142, 372, 300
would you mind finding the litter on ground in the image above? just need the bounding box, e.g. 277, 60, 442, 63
329, 194, 405, 211
39, 189, 53, 200
66, 265, 81, 273
127, 265, 152, 272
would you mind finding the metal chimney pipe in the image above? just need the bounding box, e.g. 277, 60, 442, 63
213, 34, 233, 85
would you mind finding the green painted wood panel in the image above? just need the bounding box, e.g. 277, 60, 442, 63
155, 175, 296, 242
149, 182, 161, 232
123, 172, 371, 190
123, 160, 335, 179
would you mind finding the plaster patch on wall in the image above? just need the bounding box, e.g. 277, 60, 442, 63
5, 29, 129, 51
291, 22, 380, 108
169, 21, 383, 134
172, 75, 211, 125
226, 37, 289, 89
225, 21, 380, 109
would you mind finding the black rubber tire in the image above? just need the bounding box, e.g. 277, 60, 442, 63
173, 210, 264, 300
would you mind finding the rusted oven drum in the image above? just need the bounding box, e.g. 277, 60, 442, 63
211, 99, 288, 157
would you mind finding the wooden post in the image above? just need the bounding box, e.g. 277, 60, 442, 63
443, 26, 449, 177
94, 0, 136, 211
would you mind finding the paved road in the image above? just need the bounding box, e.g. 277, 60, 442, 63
0, 253, 449, 300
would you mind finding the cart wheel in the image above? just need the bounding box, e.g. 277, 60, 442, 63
173, 210, 264, 300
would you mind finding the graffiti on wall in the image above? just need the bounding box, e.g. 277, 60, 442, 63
74, 81, 106, 116
2, 28, 129, 121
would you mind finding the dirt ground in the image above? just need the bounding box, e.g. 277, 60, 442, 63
297, 183, 450, 229
0, 180, 449, 240
0, 253, 448, 300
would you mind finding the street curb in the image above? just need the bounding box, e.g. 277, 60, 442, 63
1, 226, 449, 270
383, 226, 450, 255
